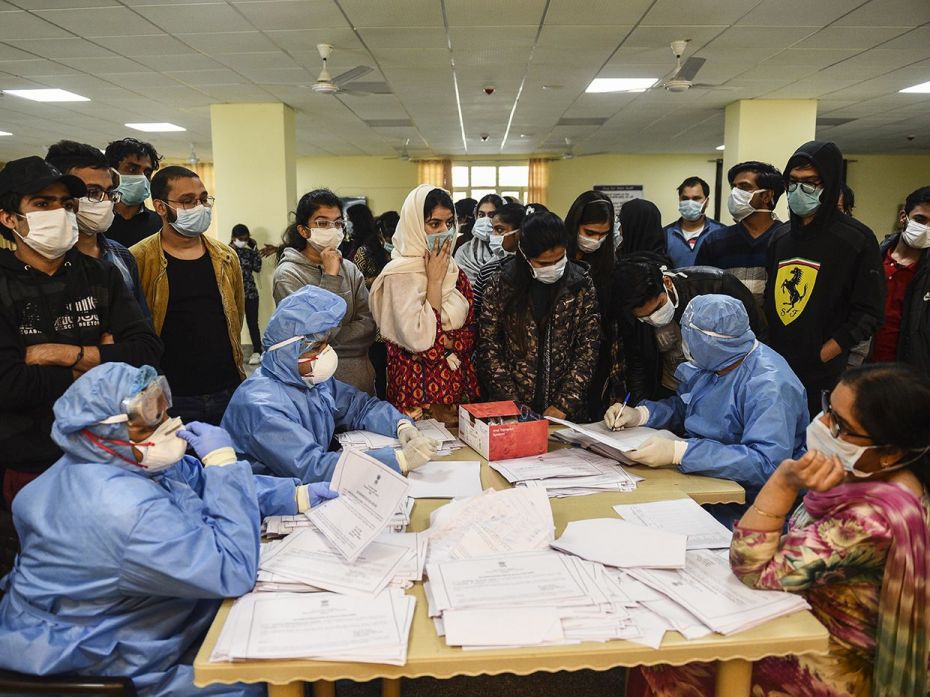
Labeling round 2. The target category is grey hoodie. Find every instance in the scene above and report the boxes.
[272,247,376,393]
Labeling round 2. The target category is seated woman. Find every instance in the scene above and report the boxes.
[223,285,437,481]
[605,294,807,505]
[369,185,479,425]
[0,362,334,696]
[478,209,600,421]
[632,362,930,697]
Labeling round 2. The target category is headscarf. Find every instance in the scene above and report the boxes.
[369,184,470,352]
[261,285,346,389]
[804,480,930,697]
[618,198,667,257]
[50,362,162,475]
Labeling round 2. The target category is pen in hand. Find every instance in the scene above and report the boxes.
[610,391,632,431]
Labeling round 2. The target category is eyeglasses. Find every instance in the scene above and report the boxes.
[166,196,215,209]
[84,189,122,204]
[787,181,822,195]
[820,390,873,440]
[309,218,346,230]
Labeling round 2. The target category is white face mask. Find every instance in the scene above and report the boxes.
[169,204,212,237]
[301,345,339,386]
[576,232,606,253]
[639,283,679,327]
[14,208,79,259]
[472,216,493,241]
[76,198,115,235]
[132,416,188,472]
[528,254,567,284]
[902,217,930,249]
[233,239,248,249]
[307,226,344,251]
[727,187,763,223]
[488,229,518,258]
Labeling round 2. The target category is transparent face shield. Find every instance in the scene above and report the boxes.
[99,375,172,429]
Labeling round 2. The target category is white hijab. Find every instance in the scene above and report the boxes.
[369,184,470,353]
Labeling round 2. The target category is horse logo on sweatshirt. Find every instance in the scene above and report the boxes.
[775,258,820,325]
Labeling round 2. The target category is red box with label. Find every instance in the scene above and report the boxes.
[457,401,549,461]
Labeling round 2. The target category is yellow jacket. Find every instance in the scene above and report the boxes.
[131,231,246,379]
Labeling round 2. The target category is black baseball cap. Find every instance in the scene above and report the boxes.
[0,156,87,199]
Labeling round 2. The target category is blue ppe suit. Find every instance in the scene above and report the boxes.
[640,294,808,497]
[0,363,301,696]
[222,285,406,482]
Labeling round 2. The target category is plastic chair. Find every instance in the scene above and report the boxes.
[0,669,137,695]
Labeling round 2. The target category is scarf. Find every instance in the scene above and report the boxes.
[369,184,470,353]
[804,480,930,697]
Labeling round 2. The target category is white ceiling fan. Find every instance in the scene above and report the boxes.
[310,44,391,96]
[654,40,727,93]
[384,138,412,161]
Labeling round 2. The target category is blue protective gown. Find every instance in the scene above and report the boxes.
[0,363,301,696]
[222,285,406,482]
[640,294,809,497]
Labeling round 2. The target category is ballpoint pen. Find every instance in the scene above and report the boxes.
[612,391,632,431]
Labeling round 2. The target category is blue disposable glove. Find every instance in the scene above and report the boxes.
[178,421,234,461]
[309,483,339,508]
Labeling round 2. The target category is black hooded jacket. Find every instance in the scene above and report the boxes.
[617,199,668,259]
[0,248,162,473]
[763,140,884,388]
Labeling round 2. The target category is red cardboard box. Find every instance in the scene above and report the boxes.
[457,401,549,461]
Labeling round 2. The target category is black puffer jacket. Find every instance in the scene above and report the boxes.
[616,266,765,403]
[880,233,930,377]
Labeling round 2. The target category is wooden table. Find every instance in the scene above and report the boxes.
[194,438,826,697]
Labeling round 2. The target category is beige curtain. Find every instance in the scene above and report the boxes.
[417,159,453,190]
[161,160,219,238]
[528,158,549,206]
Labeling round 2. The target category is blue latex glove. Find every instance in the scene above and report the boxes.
[309,483,339,508]
[178,421,233,460]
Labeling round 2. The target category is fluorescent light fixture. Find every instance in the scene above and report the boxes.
[125,122,186,132]
[716,144,725,151]
[585,78,657,93]
[4,88,89,102]
[0,131,11,136]
[900,80,930,93]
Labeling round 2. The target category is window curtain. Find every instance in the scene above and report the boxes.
[527,158,549,206]
[417,159,453,191]
[162,160,219,238]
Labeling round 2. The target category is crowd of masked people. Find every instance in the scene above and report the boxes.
[0,135,928,697]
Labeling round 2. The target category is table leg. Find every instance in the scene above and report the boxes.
[382,677,401,697]
[312,680,336,697]
[268,683,305,697]
[715,658,752,697]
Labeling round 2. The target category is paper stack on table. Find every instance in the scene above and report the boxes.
[210,588,415,665]
[613,498,733,550]
[490,448,642,497]
[407,460,483,499]
[551,518,687,569]
[308,449,410,562]
[547,417,683,465]
[336,419,465,457]
[424,486,555,564]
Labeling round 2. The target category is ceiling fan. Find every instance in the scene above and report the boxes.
[384,138,412,161]
[655,40,723,93]
[310,44,391,96]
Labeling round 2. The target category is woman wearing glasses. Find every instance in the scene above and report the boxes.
[633,362,930,697]
[273,189,377,394]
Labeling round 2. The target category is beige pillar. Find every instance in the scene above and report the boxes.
[723,99,817,221]
[210,102,296,340]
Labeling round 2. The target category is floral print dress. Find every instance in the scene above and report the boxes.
[636,490,930,697]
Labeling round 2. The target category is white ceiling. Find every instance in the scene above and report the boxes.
[0,0,928,161]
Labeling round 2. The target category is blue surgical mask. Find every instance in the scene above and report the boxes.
[425,229,454,251]
[489,229,518,258]
[678,199,705,222]
[168,203,212,237]
[472,216,493,241]
[787,185,823,217]
[118,174,150,206]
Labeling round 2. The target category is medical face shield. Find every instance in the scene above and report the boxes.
[268,333,328,364]
[99,375,172,428]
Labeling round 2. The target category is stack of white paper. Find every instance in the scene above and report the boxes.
[262,514,314,538]
[491,448,642,497]
[308,449,410,562]
[335,419,464,457]
[613,499,733,550]
[211,589,415,665]
[547,417,683,465]
[407,460,483,499]
[628,550,809,635]
[425,487,555,564]
[551,518,687,569]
